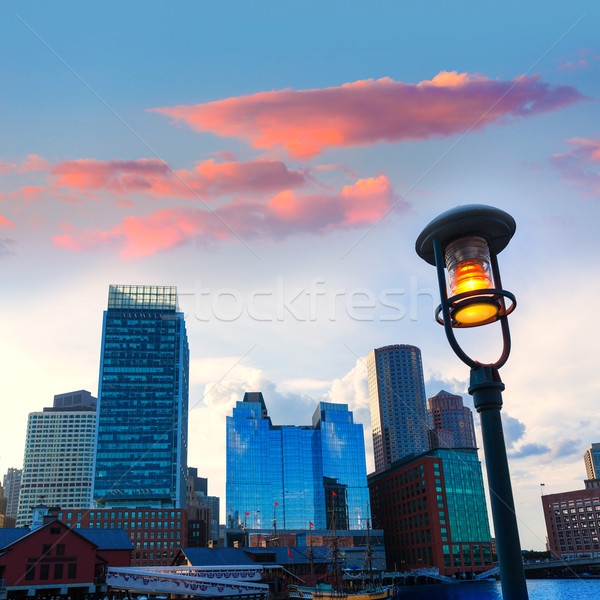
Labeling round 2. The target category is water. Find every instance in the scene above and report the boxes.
[393,579,600,599]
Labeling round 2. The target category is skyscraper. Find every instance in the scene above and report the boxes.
[16,390,97,527]
[93,285,189,509]
[2,468,21,520]
[584,443,600,480]
[367,344,428,472]
[427,390,477,448]
[226,393,370,531]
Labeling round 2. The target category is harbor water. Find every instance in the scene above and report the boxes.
[393,579,600,599]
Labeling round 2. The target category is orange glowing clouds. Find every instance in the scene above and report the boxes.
[52,175,400,258]
[0,215,14,229]
[48,157,305,200]
[150,72,582,159]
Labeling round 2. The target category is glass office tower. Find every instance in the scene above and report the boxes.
[93,285,189,508]
[367,344,428,472]
[226,393,370,530]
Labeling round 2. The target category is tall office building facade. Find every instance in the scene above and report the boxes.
[2,468,22,520]
[226,393,370,531]
[16,390,97,527]
[367,345,428,472]
[584,443,600,480]
[427,390,477,448]
[93,285,189,509]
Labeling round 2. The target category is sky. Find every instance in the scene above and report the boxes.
[1,1,599,551]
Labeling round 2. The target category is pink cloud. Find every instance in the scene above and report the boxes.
[551,137,600,196]
[0,215,14,229]
[49,157,305,199]
[53,175,402,258]
[18,154,52,173]
[557,48,600,71]
[149,72,583,159]
[0,160,16,174]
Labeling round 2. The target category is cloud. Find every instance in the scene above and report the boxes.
[0,215,15,229]
[17,154,52,173]
[0,160,16,173]
[551,137,600,196]
[510,443,550,459]
[0,238,15,257]
[502,413,527,450]
[550,438,582,459]
[52,175,401,258]
[150,72,583,159]
[49,157,305,200]
[557,48,600,71]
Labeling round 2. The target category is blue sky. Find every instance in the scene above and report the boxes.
[1,1,599,550]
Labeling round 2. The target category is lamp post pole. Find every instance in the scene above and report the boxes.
[416,205,528,600]
[470,365,528,600]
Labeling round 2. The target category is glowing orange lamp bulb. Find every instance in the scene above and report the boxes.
[445,236,499,325]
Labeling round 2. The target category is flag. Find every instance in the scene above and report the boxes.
[540,483,545,486]
[332,491,337,497]
[309,521,314,528]
[274,502,280,506]
[288,547,293,562]
[245,512,249,516]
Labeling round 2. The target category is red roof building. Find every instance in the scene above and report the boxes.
[0,517,132,597]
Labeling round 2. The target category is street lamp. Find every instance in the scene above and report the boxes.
[415,204,528,600]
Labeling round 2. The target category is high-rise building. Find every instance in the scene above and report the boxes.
[367,345,428,472]
[368,448,493,576]
[16,390,97,527]
[226,393,370,531]
[427,390,477,449]
[584,443,600,480]
[2,468,22,520]
[93,285,189,509]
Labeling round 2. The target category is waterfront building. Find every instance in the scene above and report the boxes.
[49,505,187,567]
[427,390,477,449]
[226,393,370,531]
[368,448,493,576]
[16,390,97,527]
[187,468,220,546]
[366,345,428,472]
[93,284,189,509]
[0,517,131,596]
[584,443,600,480]
[542,481,600,558]
[2,468,21,520]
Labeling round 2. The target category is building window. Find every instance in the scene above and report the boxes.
[54,564,64,578]
[40,564,50,580]
[25,565,35,581]
[42,544,51,555]
[57,544,65,555]
[68,563,77,578]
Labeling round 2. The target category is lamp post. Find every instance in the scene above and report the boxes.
[415,204,528,600]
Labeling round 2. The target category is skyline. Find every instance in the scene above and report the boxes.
[1,1,600,551]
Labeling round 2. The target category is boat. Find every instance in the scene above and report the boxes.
[287,514,395,600]
[288,583,395,600]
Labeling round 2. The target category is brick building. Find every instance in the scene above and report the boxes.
[0,518,131,598]
[368,448,493,577]
[49,506,187,567]
[542,483,600,558]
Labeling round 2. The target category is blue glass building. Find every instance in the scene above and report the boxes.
[226,393,370,530]
[93,285,189,508]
